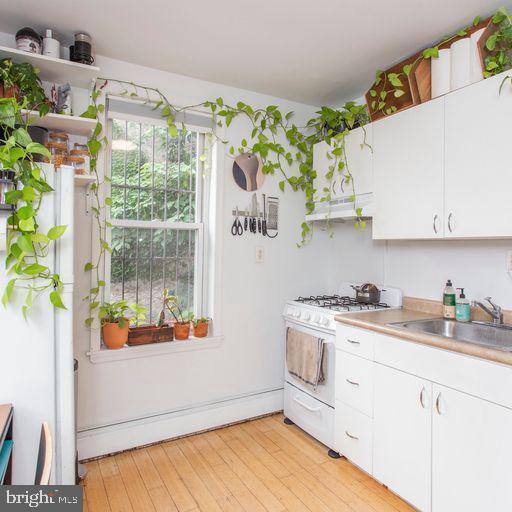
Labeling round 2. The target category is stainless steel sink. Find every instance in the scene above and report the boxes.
[389,318,512,352]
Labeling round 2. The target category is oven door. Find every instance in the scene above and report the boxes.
[284,319,335,408]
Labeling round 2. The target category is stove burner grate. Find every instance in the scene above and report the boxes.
[296,294,390,310]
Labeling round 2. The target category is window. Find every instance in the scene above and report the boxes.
[106,113,207,325]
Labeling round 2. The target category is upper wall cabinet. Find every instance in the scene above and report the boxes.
[313,125,373,203]
[373,98,445,240]
[444,72,512,238]
[372,70,512,240]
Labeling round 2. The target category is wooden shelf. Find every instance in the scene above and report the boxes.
[74,174,96,188]
[0,45,99,88]
[21,110,96,136]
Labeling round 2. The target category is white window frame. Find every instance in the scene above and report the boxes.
[104,110,207,321]
[88,97,225,362]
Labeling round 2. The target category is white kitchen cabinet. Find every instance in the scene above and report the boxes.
[432,384,512,512]
[312,125,372,202]
[444,72,512,238]
[373,364,432,512]
[373,98,445,240]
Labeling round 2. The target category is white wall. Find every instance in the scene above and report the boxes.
[326,222,512,309]
[73,55,333,451]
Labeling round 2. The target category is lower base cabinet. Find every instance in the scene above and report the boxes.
[432,384,512,512]
[373,364,432,512]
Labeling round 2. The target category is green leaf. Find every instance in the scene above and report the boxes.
[22,186,38,201]
[84,262,93,271]
[48,225,67,240]
[105,197,112,206]
[403,64,412,76]
[456,29,467,37]
[394,89,405,98]
[50,290,66,310]
[2,278,16,306]
[486,34,498,51]
[369,89,377,97]
[473,15,481,26]
[5,190,22,205]
[17,204,34,220]
[88,139,102,156]
[168,123,178,138]
[17,235,34,254]
[19,218,35,232]
[85,317,94,327]
[30,233,49,244]
[23,263,48,275]
[279,181,285,192]
[13,127,32,147]
[26,142,51,158]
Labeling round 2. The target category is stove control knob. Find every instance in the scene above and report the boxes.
[319,316,329,326]
[313,315,320,323]
[286,307,294,316]
[303,312,311,321]
[295,311,302,319]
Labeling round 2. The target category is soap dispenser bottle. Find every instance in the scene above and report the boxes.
[443,280,456,319]
[456,288,471,322]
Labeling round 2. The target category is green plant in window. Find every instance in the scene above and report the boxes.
[99,299,146,328]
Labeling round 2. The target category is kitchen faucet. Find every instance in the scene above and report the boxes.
[472,297,504,325]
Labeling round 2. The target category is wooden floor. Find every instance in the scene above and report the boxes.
[83,413,414,512]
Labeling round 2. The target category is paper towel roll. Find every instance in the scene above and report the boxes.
[451,37,471,90]
[470,28,485,83]
[431,49,451,98]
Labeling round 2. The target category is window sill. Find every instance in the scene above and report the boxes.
[87,335,224,364]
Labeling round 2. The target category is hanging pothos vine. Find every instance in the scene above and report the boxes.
[0,60,68,316]
[79,79,369,326]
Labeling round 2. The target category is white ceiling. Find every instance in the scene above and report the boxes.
[0,0,503,106]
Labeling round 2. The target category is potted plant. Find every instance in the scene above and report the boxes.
[192,317,210,338]
[0,59,48,114]
[99,300,146,349]
[162,289,191,340]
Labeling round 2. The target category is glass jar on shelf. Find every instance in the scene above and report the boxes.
[70,145,90,174]
[64,155,86,175]
[0,170,15,211]
[44,141,68,167]
[48,131,69,151]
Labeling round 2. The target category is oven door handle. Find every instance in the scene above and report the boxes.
[293,396,323,413]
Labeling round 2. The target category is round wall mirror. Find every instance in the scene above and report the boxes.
[232,153,265,191]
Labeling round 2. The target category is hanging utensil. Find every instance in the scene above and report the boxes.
[231,209,243,236]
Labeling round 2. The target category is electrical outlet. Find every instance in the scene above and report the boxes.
[255,246,264,263]
[507,250,512,273]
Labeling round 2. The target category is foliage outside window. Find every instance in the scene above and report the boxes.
[106,113,206,326]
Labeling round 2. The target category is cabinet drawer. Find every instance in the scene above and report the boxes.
[335,400,373,475]
[336,324,375,360]
[284,383,335,450]
[336,352,374,417]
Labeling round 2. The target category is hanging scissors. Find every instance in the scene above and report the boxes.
[231,209,243,236]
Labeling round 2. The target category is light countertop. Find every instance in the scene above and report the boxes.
[334,307,512,367]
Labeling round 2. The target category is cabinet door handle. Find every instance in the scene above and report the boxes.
[448,213,454,233]
[435,392,442,415]
[345,430,359,440]
[346,378,360,386]
[433,214,439,234]
[419,386,426,408]
[347,339,360,345]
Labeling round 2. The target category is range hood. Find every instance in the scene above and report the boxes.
[305,192,373,222]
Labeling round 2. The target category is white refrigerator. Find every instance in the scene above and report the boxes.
[0,164,75,484]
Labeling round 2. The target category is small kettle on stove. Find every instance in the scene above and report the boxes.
[351,283,382,304]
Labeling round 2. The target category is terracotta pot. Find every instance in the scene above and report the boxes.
[174,322,190,340]
[102,320,129,349]
[0,83,21,100]
[193,322,209,338]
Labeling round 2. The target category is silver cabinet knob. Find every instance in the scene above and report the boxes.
[448,213,454,233]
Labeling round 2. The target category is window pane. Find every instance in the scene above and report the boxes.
[108,227,196,325]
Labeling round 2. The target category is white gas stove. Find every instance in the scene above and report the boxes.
[283,282,403,333]
[282,282,402,455]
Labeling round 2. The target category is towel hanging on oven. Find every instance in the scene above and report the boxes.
[286,327,325,390]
